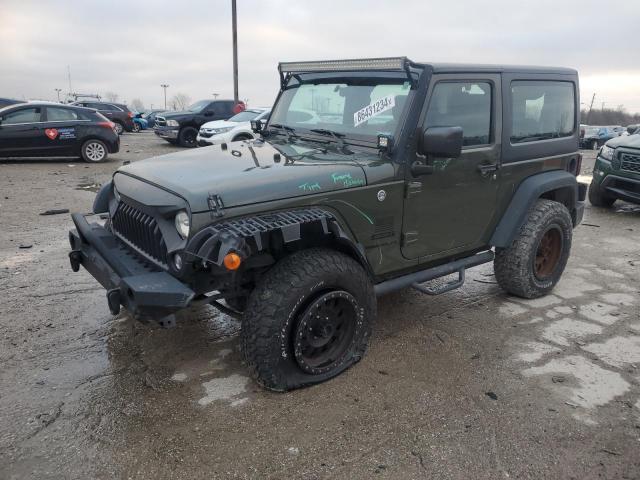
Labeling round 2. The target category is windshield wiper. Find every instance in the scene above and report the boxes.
[269,123,297,140]
[309,128,350,153]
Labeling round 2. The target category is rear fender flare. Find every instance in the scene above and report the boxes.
[490,170,578,248]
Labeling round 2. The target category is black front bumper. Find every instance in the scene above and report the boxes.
[601,175,640,204]
[68,213,195,317]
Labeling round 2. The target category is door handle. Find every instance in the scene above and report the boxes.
[477,163,498,175]
[410,161,434,177]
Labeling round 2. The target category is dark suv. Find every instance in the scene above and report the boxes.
[71,101,134,135]
[69,58,585,391]
[589,130,640,207]
[154,99,244,147]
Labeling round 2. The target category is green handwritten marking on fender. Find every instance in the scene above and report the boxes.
[330,172,365,188]
[325,199,374,225]
[298,182,321,192]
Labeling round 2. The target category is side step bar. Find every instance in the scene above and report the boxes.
[374,251,494,297]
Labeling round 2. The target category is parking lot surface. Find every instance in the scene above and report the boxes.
[1,132,639,479]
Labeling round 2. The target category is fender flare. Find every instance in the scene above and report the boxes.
[490,170,578,248]
[93,180,113,214]
[183,207,371,275]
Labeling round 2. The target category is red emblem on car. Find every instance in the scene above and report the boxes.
[45,128,59,140]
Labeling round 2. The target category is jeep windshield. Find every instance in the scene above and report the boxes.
[268,72,412,144]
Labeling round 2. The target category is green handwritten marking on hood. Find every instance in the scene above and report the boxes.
[115,140,373,212]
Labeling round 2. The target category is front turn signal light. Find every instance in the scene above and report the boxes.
[223,252,242,271]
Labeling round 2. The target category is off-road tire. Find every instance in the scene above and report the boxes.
[588,180,616,207]
[80,139,108,163]
[494,199,572,299]
[241,248,375,391]
[178,126,198,148]
[113,121,124,135]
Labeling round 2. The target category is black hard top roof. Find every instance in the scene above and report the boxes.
[425,63,577,75]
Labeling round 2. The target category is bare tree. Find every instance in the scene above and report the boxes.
[170,93,191,111]
[130,98,145,112]
[104,91,119,102]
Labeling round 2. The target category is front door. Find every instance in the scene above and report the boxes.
[0,106,45,157]
[401,74,502,261]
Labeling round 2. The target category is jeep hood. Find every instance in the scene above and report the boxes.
[606,134,640,149]
[114,141,386,212]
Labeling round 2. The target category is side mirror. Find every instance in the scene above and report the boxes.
[418,126,463,158]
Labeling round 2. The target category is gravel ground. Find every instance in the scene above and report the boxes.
[1,132,639,479]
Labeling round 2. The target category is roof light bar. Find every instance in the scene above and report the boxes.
[279,57,410,73]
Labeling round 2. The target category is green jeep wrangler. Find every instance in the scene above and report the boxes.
[589,130,640,207]
[69,58,586,391]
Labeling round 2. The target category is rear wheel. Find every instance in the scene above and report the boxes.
[591,139,599,151]
[178,127,198,148]
[588,180,616,207]
[494,199,572,299]
[241,249,375,391]
[113,122,124,135]
[80,139,108,163]
[132,122,141,133]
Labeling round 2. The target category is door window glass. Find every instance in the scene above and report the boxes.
[1,107,41,124]
[47,107,78,121]
[425,82,492,146]
[510,81,575,143]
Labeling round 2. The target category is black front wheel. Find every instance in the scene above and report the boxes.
[178,127,198,148]
[241,249,375,391]
[588,180,616,207]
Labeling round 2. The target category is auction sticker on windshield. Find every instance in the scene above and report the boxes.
[353,95,395,127]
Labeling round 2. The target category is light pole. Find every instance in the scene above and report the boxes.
[54,88,62,102]
[231,0,239,103]
[212,93,219,99]
[160,84,169,109]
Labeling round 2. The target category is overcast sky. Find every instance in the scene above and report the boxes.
[2,0,639,113]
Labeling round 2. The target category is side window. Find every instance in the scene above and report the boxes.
[47,107,78,121]
[1,107,41,124]
[425,82,492,146]
[510,81,575,144]
[86,103,102,110]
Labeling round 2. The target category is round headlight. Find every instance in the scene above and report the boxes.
[175,211,190,239]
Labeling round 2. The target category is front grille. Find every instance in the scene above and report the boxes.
[199,130,214,138]
[111,202,168,266]
[155,116,167,127]
[620,152,640,174]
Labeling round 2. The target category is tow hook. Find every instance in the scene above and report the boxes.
[106,289,121,315]
[69,251,82,272]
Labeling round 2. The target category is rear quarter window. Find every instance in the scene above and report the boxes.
[510,81,575,144]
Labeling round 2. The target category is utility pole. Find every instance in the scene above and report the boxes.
[54,88,62,102]
[160,84,169,109]
[212,93,219,99]
[231,0,239,103]
[67,66,73,96]
[586,93,596,124]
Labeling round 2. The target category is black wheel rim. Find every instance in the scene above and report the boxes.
[534,225,563,280]
[294,290,359,375]
[184,130,196,146]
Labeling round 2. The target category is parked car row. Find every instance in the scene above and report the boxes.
[154,99,247,147]
[579,123,636,150]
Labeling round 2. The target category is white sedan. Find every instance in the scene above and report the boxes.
[197,108,270,146]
